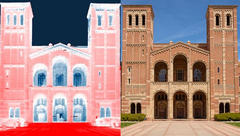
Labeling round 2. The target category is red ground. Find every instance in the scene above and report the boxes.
[0,123,120,136]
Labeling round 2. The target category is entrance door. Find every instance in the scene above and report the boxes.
[194,108,201,118]
[177,108,184,118]
[159,108,165,119]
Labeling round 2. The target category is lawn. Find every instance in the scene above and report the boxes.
[227,123,240,128]
[121,123,136,128]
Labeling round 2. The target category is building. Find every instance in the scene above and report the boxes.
[121,5,239,120]
[0,2,121,124]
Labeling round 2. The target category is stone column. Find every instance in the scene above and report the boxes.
[168,86,173,120]
[188,97,193,120]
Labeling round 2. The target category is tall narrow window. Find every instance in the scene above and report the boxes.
[142,49,144,55]
[73,73,82,87]
[100,107,105,118]
[97,15,102,26]
[109,15,113,26]
[128,15,132,26]
[106,107,111,117]
[135,15,139,26]
[99,70,101,77]
[6,14,10,25]
[128,78,131,84]
[227,14,231,26]
[219,103,224,113]
[218,67,220,73]
[56,74,64,86]
[216,14,220,26]
[218,79,220,85]
[131,103,135,114]
[9,107,14,118]
[38,73,46,87]
[20,14,24,25]
[15,107,20,118]
[128,67,131,73]
[142,15,145,26]
[13,14,17,26]
[176,70,184,81]
[225,103,230,113]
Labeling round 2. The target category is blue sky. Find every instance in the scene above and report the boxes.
[121,0,240,59]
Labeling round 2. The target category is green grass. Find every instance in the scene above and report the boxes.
[227,123,240,128]
[121,123,136,128]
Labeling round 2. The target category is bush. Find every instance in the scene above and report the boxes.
[214,113,240,121]
[121,114,146,121]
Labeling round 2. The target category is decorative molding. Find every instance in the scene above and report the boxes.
[126,44,146,47]
[4,46,26,49]
[4,65,25,68]
[126,61,146,64]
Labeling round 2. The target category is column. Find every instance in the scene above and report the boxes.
[188,97,193,120]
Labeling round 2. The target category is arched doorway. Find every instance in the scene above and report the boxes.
[52,94,67,122]
[193,91,206,119]
[73,94,87,122]
[225,103,230,113]
[154,92,168,119]
[173,91,187,119]
[173,55,187,82]
[33,94,47,122]
[137,103,141,113]
[219,103,224,113]
[131,103,135,114]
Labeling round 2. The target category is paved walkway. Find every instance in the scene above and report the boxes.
[121,121,240,136]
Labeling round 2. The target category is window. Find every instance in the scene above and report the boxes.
[99,83,101,89]
[131,103,135,114]
[20,14,24,25]
[73,73,82,87]
[6,14,10,25]
[219,103,224,113]
[15,107,20,118]
[128,15,132,26]
[159,69,167,82]
[128,78,131,84]
[106,107,111,117]
[137,103,141,113]
[99,70,101,77]
[53,61,67,87]
[142,49,144,55]
[193,69,202,82]
[176,70,184,81]
[142,15,145,26]
[56,74,64,86]
[135,15,139,26]
[100,107,105,118]
[128,67,131,73]
[216,14,220,26]
[227,14,231,26]
[9,107,14,118]
[73,67,87,87]
[97,15,102,26]
[38,73,46,86]
[225,103,230,113]
[218,79,220,85]
[218,67,220,73]
[109,15,113,26]
[13,14,17,26]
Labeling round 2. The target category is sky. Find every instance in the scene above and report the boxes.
[121,0,240,59]
[0,0,120,46]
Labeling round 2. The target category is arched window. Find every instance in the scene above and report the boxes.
[226,14,231,26]
[73,66,87,87]
[9,107,14,118]
[128,78,131,84]
[216,14,220,26]
[97,15,102,26]
[15,107,20,118]
[159,69,167,82]
[131,103,135,114]
[135,15,139,26]
[109,15,113,26]
[225,103,230,113]
[217,67,220,73]
[53,61,67,86]
[218,79,220,85]
[34,69,47,87]
[142,15,145,26]
[154,62,168,82]
[13,14,17,26]
[99,71,101,77]
[193,69,202,81]
[193,62,206,82]
[137,103,141,113]
[128,67,131,73]
[6,14,10,25]
[174,55,187,82]
[100,107,105,118]
[219,103,224,113]
[106,107,111,117]
[20,14,24,25]
[128,15,132,26]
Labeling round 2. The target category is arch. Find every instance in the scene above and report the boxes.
[193,91,206,119]
[193,62,206,82]
[6,14,10,25]
[127,66,132,73]
[215,14,220,26]
[100,107,105,118]
[225,103,230,113]
[15,107,20,118]
[73,64,87,87]
[226,14,231,26]
[33,69,47,87]
[142,14,145,26]
[106,107,111,117]
[135,14,139,26]
[137,103,141,114]
[219,102,224,113]
[173,54,188,82]
[53,57,67,86]
[128,14,132,26]
[9,107,14,118]
[52,93,68,122]
[20,14,24,25]
[154,92,168,119]
[154,62,168,82]
[73,94,87,122]
[33,94,47,122]
[13,14,17,25]
[173,91,187,119]
[130,103,135,114]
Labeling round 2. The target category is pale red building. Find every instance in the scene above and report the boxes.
[121,5,239,120]
[0,2,120,124]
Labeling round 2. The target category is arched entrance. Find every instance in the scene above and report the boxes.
[173,91,187,119]
[52,94,67,122]
[33,94,47,122]
[173,55,187,82]
[219,103,224,113]
[154,92,168,119]
[73,94,87,122]
[130,103,135,114]
[193,91,206,119]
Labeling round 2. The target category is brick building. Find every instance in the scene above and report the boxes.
[121,5,239,120]
[0,2,121,124]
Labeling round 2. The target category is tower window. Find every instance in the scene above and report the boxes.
[109,15,113,26]
[13,14,17,26]
[128,67,131,73]
[218,79,220,85]
[97,15,102,26]
[142,49,144,55]
[216,14,220,26]
[128,15,132,26]
[142,15,145,26]
[217,67,220,73]
[20,14,24,25]
[135,15,139,26]
[128,78,131,84]
[227,14,231,26]
[6,14,10,25]
[99,70,101,77]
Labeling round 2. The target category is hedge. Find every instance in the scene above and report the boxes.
[214,113,240,121]
[121,114,146,121]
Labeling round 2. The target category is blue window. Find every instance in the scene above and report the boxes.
[53,62,67,86]
[106,107,111,117]
[100,107,105,118]
[73,98,87,122]
[34,70,47,87]
[9,107,14,118]
[99,71,101,77]
[38,73,46,86]
[20,14,24,25]
[15,107,20,118]
[97,15,102,26]
[13,15,17,25]
[109,15,113,26]
[33,98,47,122]
[73,67,86,87]
[73,73,81,87]
[6,14,10,25]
